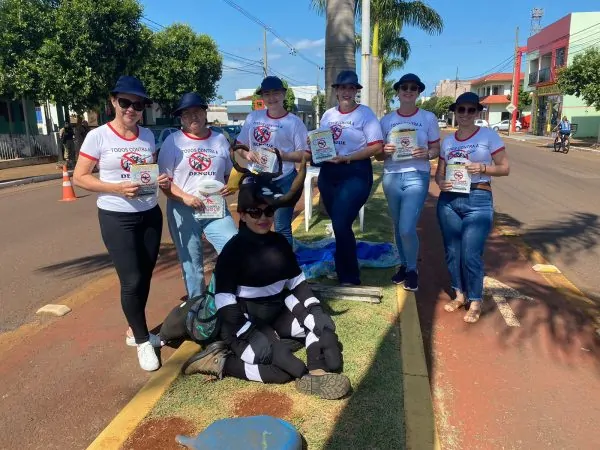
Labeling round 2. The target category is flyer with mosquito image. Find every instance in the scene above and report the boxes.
[308,129,337,164]
[130,163,159,196]
[388,125,417,162]
[445,164,471,193]
[248,146,278,174]
[194,180,225,219]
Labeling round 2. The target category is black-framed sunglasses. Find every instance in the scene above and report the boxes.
[399,84,419,92]
[456,106,478,114]
[117,97,145,112]
[244,206,276,219]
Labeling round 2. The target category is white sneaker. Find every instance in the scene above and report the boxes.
[137,341,160,372]
[126,333,163,348]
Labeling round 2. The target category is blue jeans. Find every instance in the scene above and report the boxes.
[273,169,297,245]
[437,190,493,302]
[318,159,373,285]
[167,199,238,299]
[383,170,430,272]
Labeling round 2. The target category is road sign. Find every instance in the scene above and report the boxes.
[505,103,516,114]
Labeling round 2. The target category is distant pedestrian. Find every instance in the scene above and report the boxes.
[59,121,75,168]
[435,92,510,323]
[158,92,238,300]
[378,73,440,291]
[236,76,309,245]
[316,70,383,286]
[73,75,171,371]
[74,118,89,163]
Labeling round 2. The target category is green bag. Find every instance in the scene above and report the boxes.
[185,274,221,344]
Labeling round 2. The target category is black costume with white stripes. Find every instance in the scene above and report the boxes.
[215,224,342,383]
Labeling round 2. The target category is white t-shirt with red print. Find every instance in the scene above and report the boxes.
[158,129,232,195]
[237,109,309,180]
[318,104,383,157]
[79,123,157,212]
[440,127,505,184]
[380,108,440,174]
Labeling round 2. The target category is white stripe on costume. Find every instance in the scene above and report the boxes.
[290,318,306,338]
[215,292,237,309]
[286,273,306,290]
[304,314,316,332]
[236,321,252,337]
[284,294,300,310]
[244,363,263,382]
[237,279,287,298]
[305,332,319,348]
[240,345,256,364]
[304,297,320,308]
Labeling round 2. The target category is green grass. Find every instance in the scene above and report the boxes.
[141,166,406,449]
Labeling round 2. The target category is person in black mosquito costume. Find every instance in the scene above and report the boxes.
[172,145,351,400]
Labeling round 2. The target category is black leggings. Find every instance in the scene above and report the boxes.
[98,205,163,343]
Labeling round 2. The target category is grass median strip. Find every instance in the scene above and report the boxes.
[124,169,406,450]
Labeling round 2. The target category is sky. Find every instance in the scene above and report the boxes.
[140,0,600,102]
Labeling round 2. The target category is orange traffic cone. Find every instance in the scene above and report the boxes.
[59,164,77,202]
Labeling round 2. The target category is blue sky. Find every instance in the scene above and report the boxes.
[141,0,600,101]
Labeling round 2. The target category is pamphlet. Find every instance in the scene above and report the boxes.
[308,129,337,164]
[445,164,471,193]
[193,180,225,220]
[248,146,278,174]
[388,126,417,162]
[130,163,158,196]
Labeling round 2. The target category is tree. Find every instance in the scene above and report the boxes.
[518,87,532,112]
[382,79,396,113]
[311,0,356,108]
[36,0,149,113]
[433,96,453,118]
[142,24,222,117]
[557,48,600,111]
[251,79,296,112]
[420,96,438,114]
[312,91,326,120]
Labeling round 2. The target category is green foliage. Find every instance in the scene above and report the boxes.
[383,79,396,113]
[141,24,222,117]
[518,87,532,112]
[37,0,149,112]
[251,79,296,112]
[434,96,454,117]
[557,48,600,111]
[312,91,326,120]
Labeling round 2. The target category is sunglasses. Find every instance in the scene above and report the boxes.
[456,106,478,114]
[117,97,145,112]
[244,206,276,219]
[399,84,419,92]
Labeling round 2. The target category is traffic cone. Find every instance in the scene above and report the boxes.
[59,164,77,202]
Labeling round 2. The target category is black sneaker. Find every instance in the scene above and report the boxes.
[295,370,351,400]
[391,266,407,285]
[403,271,419,291]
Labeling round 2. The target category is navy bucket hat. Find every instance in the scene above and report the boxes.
[257,76,286,95]
[393,73,425,93]
[449,92,484,112]
[173,92,209,116]
[110,76,151,103]
[332,70,363,89]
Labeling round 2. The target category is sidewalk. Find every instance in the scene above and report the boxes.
[417,181,600,449]
[0,162,67,187]
[504,132,600,153]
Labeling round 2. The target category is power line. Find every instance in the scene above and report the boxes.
[220,0,323,69]
[462,55,515,80]
[222,64,264,76]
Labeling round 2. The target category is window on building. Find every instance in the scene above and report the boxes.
[492,84,503,95]
[485,86,492,96]
[555,47,566,67]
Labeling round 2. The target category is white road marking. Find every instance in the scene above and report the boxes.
[484,277,534,327]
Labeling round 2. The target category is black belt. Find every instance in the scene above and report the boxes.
[470,182,491,192]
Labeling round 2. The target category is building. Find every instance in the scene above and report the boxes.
[470,73,524,125]
[226,85,318,129]
[434,79,471,99]
[525,12,600,137]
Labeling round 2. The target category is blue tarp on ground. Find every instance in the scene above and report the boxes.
[294,238,400,280]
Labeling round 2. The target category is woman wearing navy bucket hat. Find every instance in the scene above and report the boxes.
[158,92,238,301]
[73,75,171,371]
[317,70,383,286]
[236,76,309,245]
[435,92,510,323]
[378,73,440,291]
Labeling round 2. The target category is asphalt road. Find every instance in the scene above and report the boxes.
[491,138,600,299]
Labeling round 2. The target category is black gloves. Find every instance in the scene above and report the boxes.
[308,305,336,337]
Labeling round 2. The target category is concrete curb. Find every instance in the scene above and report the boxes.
[504,135,600,154]
[0,172,72,190]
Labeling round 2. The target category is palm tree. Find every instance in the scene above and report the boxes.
[311,0,443,114]
[382,55,404,113]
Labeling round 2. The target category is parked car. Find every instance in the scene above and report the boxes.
[437,119,448,129]
[474,119,489,128]
[222,125,242,142]
[150,126,179,153]
[490,119,522,132]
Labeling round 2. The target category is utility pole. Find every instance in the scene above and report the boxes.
[452,66,458,127]
[510,27,527,134]
[315,67,321,128]
[263,28,268,77]
[360,0,371,108]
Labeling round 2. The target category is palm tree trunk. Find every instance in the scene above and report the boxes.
[325,0,356,108]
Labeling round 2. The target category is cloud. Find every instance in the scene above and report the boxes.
[269,53,283,60]
[272,37,324,50]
